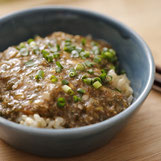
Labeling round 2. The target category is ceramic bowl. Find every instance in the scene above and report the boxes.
[0,7,155,157]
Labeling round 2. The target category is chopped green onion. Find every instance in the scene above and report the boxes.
[69,71,76,77]
[80,51,90,58]
[84,60,94,67]
[101,51,113,59]
[42,50,49,57]
[100,72,106,81]
[93,81,102,89]
[53,52,60,59]
[25,60,35,67]
[20,48,29,56]
[50,75,58,83]
[93,77,102,83]
[99,69,107,81]
[101,48,117,62]
[92,46,100,55]
[81,38,86,46]
[33,48,40,55]
[46,56,53,62]
[56,67,62,73]
[65,39,71,44]
[42,50,53,62]
[102,47,108,52]
[81,74,88,80]
[87,69,94,74]
[71,50,79,58]
[109,49,116,55]
[18,42,26,49]
[57,97,66,108]
[77,88,85,94]
[56,44,60,51]
[29,41,36,48]
[75,63,85,71]
[62,85,74,95]
[48,42,53,48]
[94,55,102,63]
[35,70,44,81]
[73,95,81,102]
[56,61,63,73]
[75,46,83,53]
[27,38,34,44]
[62,79,69,85]
[64,45,75,53]
[56,61,63,70]
[64,39,75,52]
[83,78,92,85]
[101,69,107,73]
[69,69,77,77]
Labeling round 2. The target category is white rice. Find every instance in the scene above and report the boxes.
[108,69,133,104]
[17,114,65,129]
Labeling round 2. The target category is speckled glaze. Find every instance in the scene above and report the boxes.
[0,7,155,157]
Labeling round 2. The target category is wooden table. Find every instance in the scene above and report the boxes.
[0,0,161,160]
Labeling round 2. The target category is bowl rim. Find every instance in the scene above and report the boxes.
[0,6,155,135]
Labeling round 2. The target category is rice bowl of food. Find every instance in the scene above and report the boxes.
[0,7,154,157]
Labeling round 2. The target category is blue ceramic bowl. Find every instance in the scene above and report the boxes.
[0,7,155,157]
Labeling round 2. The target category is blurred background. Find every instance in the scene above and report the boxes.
[0,0,160,66]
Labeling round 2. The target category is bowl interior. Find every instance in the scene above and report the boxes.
[0,7,153,103]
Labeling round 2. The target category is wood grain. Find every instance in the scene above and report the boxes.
[0,0,161,160]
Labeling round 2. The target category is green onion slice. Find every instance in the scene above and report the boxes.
[71,50,79,58]
[17,42,26,49]
[53,52,60,59]
[99,69,107,81]
[35,70,45,81]
[92,46,100,55]
[73,95,81,102]
[20,48,29,56]
[69,68,77,77]
[75,63,85,71]
[25,60,35,67]
[84,60,94,67]
[93,77,102,83]
[80,51,90,59]
[56,44,60,51]
[93,81,102,89]
[42,50,53,62]
[81,38,86,46]
[57,97,66,108]
[27,38,34,44]
[50,75,58,83]
[94,55,102,63]
[56,61,63,69]
[77,88,85,94]
[62,85,74,95]
[101,48,117,62]
[62,79,69,85]
[56,61,63,73]
[83,78,92,85]
[87,69,94,74]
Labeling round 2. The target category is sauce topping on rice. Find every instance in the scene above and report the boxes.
[0,32,133,128]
